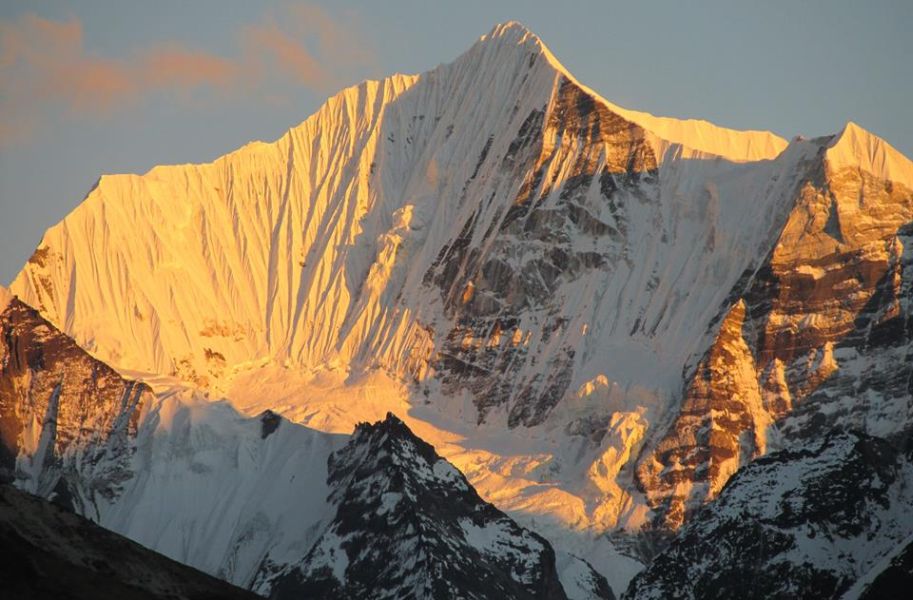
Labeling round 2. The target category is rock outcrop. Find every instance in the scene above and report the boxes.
[260,413,597,600]
[0,295,150,513]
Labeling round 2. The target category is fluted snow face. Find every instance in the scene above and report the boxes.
[9,24,799,424]
[10,25,565,383]
[11,72,418,382]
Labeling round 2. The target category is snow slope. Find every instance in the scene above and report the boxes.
[100,391,345,587]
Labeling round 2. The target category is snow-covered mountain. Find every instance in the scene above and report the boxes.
[258,413,609,600]
[625,431,913,599]
[638,124,913,528]
[3,19,913,600]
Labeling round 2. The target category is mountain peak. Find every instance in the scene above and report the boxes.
[351,412,415,447]
[484,20,540,42]
[268,408,575,600]
[469,22,787,163]
[827,120,913,189]
[467,21,569,77]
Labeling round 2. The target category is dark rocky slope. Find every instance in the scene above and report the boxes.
[0,483,259,600]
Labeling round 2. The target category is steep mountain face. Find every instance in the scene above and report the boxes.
[0,483,260,600]
[625,431,913,599]
[259,413,603,600]
[637,126,913,528]
[0,293,151,511]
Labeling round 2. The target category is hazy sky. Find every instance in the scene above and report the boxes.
[1,0,910,284]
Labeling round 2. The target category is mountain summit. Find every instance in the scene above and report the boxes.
[476,22,788,162]
[827,120,913,189]
[9,19,805,402]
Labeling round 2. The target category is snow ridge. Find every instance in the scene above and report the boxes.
[485,22,788,163]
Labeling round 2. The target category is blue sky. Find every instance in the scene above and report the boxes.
[1,0,910,284]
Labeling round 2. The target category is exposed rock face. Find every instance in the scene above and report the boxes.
[428,77,660,426]
[0,483,260,600]
[636,299,770,528]
[639,132,913,528]
[0,297,150,512]
[260,413,584,600]
[625,432,913,600]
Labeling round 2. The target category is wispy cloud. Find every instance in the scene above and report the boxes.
[0,6,376,144]
[238,4,377,96]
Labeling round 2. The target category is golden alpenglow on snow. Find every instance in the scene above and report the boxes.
[1,5,911,600]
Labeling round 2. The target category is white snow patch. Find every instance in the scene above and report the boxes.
[377,492,402,516]
[0,285,12,313]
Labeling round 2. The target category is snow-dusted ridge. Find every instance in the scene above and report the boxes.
[484,22,788,163]
[626,432,913,599]
[259,412,604,599]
